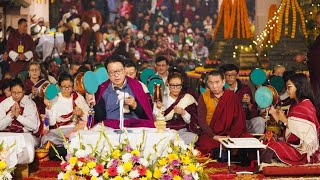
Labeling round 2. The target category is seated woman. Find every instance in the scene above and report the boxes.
[0,78,40,133]
[153,72,198,144]
[262,73,320,165]
[0,79,12,103]
[41,72,90,147]
[24,61,49,114]
[0,78,41,164]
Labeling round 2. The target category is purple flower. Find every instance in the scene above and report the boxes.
[112,159,119,166]
[182,175,193,180]
[161,174,173,180]
[171,159,180,167]
[125,145,132,152]
[131,156,140,164]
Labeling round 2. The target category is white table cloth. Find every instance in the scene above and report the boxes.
[69,127,177,162]
[0,133,39,168]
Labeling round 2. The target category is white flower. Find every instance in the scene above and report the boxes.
[156,152,161,157]
[139,158,149,167]
[57,172,64,180]
[66,165,72,171]
[161,166,167,173]
[78,161,84,167]
[174,140,179,146]
[3,171,12,179]
[122,153,132,162]
[97,177,103,180]
[0,150,9,160]
[90,169,99,177]
[167,147,173,153]
[184,169,191,175]
[117,166,125,175]
[192,172,199,180]
[107,160,113,168]
[124,177,130,180]
[75,150,89,158]
[129,170,139,179]
[192,149,199,156]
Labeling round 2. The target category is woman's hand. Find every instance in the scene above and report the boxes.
[31,87,38,99]
[73,107,84,117]
[277,109,288,124]
[174,106,186,116]
[156,100,163,109]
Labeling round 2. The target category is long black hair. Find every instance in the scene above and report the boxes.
[288,73,315,104]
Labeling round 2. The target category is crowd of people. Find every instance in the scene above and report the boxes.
[0,0,320,168]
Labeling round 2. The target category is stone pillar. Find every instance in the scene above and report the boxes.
[255,0,281,37]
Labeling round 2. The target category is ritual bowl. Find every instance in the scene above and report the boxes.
[154,120,166,133]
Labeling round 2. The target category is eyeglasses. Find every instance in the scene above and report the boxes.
[29,68,40,72]
[225,74,237,78]
[168,84,182,89]
[108,69,124,76]
[11,91,24,95]
[60,85,73,90]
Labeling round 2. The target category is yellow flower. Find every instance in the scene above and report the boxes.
[181,156,191,165]
[158,158,168,166]
[154,168,162,179]
[103,171,109,178]
[168,153,178,162]
[69,157,78,165]
[173,176,182,180]
[131,150,140,157]
[187,164,196,173]
[87,161,97,169]
[114,176,124,180]
[141,178,147,180]
[112,150,121,159]
[82,166,90,175]
[197,166,204,173]
[123,162,133,172]
[63,172,70,180]
[146,170,152,178]
[90,176,97,180]
[0,161,7,170]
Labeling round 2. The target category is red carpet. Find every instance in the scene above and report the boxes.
[23,161,320,179]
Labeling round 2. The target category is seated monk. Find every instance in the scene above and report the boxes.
[261,74,320,165]
[196,70,249,155]
[153,72,198,144]
[0,78,40,134]
[92,55,154,128]
[41,72,90,147]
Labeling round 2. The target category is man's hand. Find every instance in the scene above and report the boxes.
[213,135,229,141]
[2,53,8,61]
[85,93,96,106]
[31,87,38,98]
[242,94,251,104]
[124,95,137,109]
[156,100,163,109]
[294,54,306,63]
[174,106,186,116]
[18,54,26,61]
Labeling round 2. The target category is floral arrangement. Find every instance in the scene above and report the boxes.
[56,129,153,180]
[55,128,212,180]
[0,141,16,180]
[151,135,213,180]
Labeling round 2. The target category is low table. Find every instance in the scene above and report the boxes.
[218,138,267,174]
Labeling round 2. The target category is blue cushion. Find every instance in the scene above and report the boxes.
[270,76,285,93]
[250,68,267,85]
[255,86,273,108]
[140,68,155,85]
[147,74,164,96]
[45,84,57,100]
[95,67,109,85]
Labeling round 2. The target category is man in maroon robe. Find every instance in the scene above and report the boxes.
[195,70,249,155]
[295,11,320,120]
[93,55,154,128]
[5,18,35,75]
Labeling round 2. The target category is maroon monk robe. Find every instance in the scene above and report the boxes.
[6,29,35,75]
[267,99,320,165]
[307,34,320,120]
[24,79,47,114]
[95,77,154,129]
[196,89,250,154]
[163,92,198,131]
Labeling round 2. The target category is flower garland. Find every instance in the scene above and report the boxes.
[291,0,297,38]
[213,0,251,39]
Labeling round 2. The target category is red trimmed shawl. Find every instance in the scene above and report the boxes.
[268,99,320,165]
[163,92,198,131]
